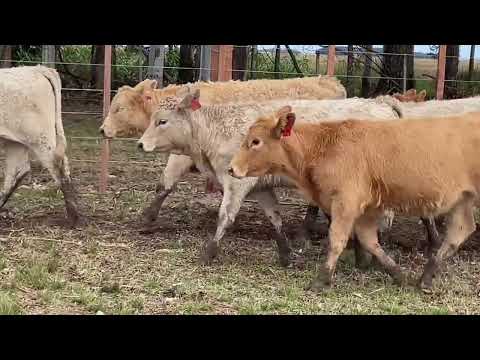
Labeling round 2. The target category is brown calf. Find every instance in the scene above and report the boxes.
[229,107,480,292]
[392,89,427,103]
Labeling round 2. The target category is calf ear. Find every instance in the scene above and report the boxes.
[134,79,157,93]
[142,90,154,105]
[417,89,427,101]
[273,112,296,138]
[177,89,201,111]
[275,105,292,118]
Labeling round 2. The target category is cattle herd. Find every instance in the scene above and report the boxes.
[2,64,480,296]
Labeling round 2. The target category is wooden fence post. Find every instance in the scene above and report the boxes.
[210,45,233,81]
[326,45,336,76]
[99,45,112,193]
[436,45,447,100]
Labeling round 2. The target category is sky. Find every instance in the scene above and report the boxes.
[262,45,479,59]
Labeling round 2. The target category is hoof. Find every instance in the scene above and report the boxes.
[140,212,158,226]
[200,242,219,265]
[279,252,292,268]
[392,272,408,287]
[67,213,86,228]
[305,271,332,293]
[417,276,433,293]
[305,278,331,293]
[355,252,373,270]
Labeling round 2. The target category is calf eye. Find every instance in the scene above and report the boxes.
[251,139,261,147]
[156,119,168,126]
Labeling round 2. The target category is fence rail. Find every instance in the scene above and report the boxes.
[2,44,478,194]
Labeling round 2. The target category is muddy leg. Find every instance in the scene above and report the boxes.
[200,177,255,265]
[306,200,358,292]
[419,216,442,258]
[419,196,476,291]
[354,211,406,286]
[295,205,319,252]
[141,154,194,225]
[0,141,31,208]
[252,190,292,267]
[31,145,82,227]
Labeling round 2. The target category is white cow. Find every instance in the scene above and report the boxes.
[0,65,81,225]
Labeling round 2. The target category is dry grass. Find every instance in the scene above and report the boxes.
[1,101,480,314]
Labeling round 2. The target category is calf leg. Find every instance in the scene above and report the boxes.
[200,178,254,265]
[30,147,81,226]
[295,204,319,251]
[250,190,292,267]
[306,199,358,292]
[354,212,406,286]
[0,142,30,208]
[141,154,194,225]
[324,212,372,270]
[419,216,442,258]
[419,196,476,291]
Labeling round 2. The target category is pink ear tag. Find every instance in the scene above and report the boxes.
[191,98,201,111]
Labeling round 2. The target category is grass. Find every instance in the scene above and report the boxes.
[0,292,24,315]
[2,101,480,315]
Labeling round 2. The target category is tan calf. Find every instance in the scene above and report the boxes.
[229,107,480,291]
[100,76,347,228]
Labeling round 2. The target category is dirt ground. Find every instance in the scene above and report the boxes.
[2,96,480,315]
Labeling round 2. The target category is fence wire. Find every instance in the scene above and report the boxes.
[1,45,479,195]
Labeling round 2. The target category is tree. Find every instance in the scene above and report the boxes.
[285,45,303,77]
[90,45,105,89]
[361,45,373,97]
[346,45,355,97]
[274,45,281,79]
[374,45,415,95]
[444,45,459,99]
[469,45,476,81]
[0,45,12,68]
[178,45,195,84]
[232,45,249,81]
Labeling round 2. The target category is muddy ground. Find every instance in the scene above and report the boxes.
[1,96,480,314]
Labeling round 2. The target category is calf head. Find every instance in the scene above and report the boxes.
[137,89,202,154]
[99,79,158,138]
[229,106,296,179]
[393,88,427,103]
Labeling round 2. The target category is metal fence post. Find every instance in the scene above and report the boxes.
[326,45,336,76]
[403,53,407,93]
[42,45,55,68]
[315,49,320,75]
[436,45,447,100]
[199,45,212,81]
[99,45,112,193]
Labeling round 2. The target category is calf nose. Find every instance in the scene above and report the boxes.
[227,167,234,177]
[138,142,144,151]
[99,128,105,136]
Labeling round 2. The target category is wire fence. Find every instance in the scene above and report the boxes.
[1,45,479,194]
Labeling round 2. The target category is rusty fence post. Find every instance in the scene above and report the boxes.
[99,45,112,193]
[326,45,336,76]
[436,45,447,100]
[218,45,233,81]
